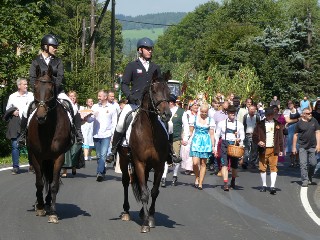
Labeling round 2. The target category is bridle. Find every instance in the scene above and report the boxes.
[141,81,169,115]
[33,78,57,112]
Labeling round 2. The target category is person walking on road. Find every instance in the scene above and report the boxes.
[292,108,320,187]
[4,78,34,174]
[87,90,117,182]
[214,105,244,191]
[190,103,215,190]
[161,94,184,187]
[253,107,284,195]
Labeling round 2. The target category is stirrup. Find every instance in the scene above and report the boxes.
[172,154,182,164]
[18,132,27,147]
[106,153,116,163]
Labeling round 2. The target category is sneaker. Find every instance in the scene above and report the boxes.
[184,170,190,175]
[302,181,308,187]
[96,173,104,182]
[260,186,267,192]
[269,187,277,195]
[11,168,19,175]
[161,178,166,188]
[172,176,178,186]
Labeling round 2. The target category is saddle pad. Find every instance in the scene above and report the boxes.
[27,108,73,127]
[121,113,169,147]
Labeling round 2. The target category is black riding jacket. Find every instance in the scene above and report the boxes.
[29,54,64,93]
[121,59,161,105]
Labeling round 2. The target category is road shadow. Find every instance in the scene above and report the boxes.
[56,203,91,219]
[26,203,91,220]
[109,210,183,229]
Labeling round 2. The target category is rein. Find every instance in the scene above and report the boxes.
[140,81,169,115]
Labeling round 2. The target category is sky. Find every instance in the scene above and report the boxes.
[104,0,215,17]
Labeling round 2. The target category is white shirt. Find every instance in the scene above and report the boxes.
[139,57,149,71]
[215,119,245,151]
[245,114,257,134]
[42,53,51,65]
[87,102,117,138]
[181,110,195,141]
[6,91,34,118]
[208,108,216,119]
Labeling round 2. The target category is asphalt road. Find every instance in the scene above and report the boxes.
[1,160,320,240]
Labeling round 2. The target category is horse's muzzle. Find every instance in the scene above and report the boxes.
[160,110,172,122]
[36,116,47,124]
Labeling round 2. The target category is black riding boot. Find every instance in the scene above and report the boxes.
[18,116,28,146]
[167,134,182,164]
[74,113,83,143]
[106,130,123,163]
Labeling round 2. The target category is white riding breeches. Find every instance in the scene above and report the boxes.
[116,103,138,133]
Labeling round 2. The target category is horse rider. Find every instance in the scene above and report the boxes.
[18,34,83,145]
[107,37,175,164]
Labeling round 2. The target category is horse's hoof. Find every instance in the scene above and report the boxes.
[148,217,155,228]
[48,215,59,224]
[121,212,131,221]
[141,225,150,233]
[36,209,46,216]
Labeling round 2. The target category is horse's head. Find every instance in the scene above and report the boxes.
[33,65,56,124]
[147,70,172,122]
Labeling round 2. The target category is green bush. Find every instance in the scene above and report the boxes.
[0,117,11,157]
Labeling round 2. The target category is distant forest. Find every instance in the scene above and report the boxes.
[116,12,186,30]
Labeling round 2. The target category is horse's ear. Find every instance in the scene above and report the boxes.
[47,65,53,77]
[36,65,41,78]
[164,70,171,82]
[152,69,159,83]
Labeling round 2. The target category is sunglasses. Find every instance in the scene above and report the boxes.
[305,112,312,115]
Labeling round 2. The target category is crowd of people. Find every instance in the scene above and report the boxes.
[3,34,320,195]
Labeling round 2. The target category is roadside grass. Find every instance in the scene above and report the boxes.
[0,155,29,167]
[0,148,97,167]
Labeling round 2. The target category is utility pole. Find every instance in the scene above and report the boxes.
[306,8,312,70]
[111,0,116,81]
[90,0,96,66]
[81,18,86,57]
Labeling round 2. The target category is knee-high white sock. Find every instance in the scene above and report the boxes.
[260,172,267,187]
[270,172,277,188]
[173,163,180,177]
[162,162,169,178]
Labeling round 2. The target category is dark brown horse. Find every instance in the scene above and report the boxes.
[27,65,71,223]
[119,71,172,233]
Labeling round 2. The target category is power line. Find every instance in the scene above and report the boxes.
[117,18,176,27]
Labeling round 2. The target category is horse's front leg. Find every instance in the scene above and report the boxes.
[34,159,46,217]
[148,163,164,228]
[135,162,150,233]
[119,148,131,221]
[48,154,64,223]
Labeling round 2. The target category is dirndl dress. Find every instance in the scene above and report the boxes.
[190,117,213,159]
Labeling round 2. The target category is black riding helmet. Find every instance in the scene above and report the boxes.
[41,34,59,51]
[136,37,154,51]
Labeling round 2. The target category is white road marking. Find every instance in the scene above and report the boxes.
[300,186,320,226]
[0,164,29,172]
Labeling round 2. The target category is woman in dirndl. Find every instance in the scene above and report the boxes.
[189,102,215,190]
[180,100,199,174]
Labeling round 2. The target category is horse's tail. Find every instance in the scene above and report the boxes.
[42,160,54,193]
[130,165,143,203]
